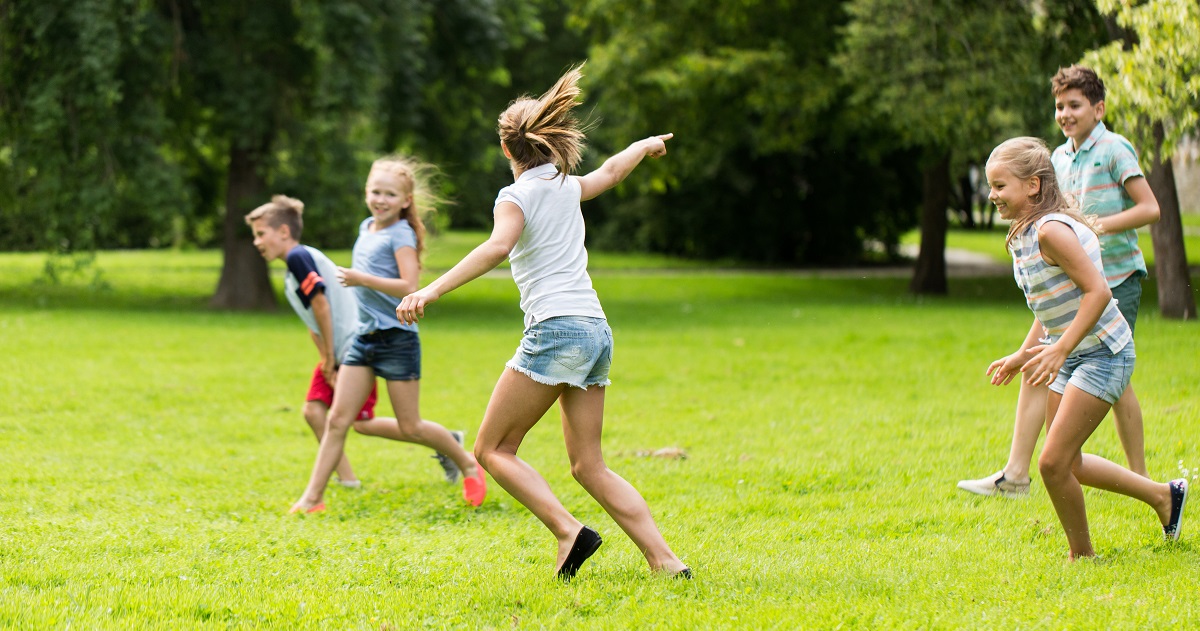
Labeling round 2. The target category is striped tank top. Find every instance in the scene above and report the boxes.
[1010,214,1132,356]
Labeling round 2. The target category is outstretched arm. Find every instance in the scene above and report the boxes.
[576,133,673,201]
[396,202,524,324]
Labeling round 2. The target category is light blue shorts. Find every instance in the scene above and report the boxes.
[1049,343,1135,405]
[506,316,613,390]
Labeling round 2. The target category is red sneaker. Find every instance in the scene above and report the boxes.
[289,502,326,514]
[463,463,487,507]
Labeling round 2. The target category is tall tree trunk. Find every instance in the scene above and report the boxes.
[210,142,277,311]
[1145,123,1196,320]
[910,150,950,295]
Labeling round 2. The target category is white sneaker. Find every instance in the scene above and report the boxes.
[336,478,362,489]
[957,471,1029,497]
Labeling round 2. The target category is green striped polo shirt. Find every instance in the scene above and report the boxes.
[1051,122,1148,287]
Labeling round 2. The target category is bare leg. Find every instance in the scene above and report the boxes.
[560,384,687,574]
[958,376,1046,496]
[293,366,376,509]
[1111,384,1148,477]
[303,400,357,483]
[1002,377,1049,482]
[383,380,478,480]
[1039,388,1173,560]
[473,369,584,570]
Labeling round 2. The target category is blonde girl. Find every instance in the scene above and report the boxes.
[290,155,486,513]
[396,65,690,580]
[983,137,1186,559]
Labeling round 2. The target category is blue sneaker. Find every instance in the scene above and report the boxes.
[1164,478,1189,541]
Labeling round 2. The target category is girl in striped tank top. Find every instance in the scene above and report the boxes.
[983,137,1187,560]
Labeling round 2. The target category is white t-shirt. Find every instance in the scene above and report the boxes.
[495,163,605,328]
[284,245,360,363]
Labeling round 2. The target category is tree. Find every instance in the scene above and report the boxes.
[1084,0,1199,319]
[836,0,1107,294]
[0,1,187,262]
[571,0,923,266]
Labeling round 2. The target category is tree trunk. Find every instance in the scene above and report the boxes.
[956,172,975,229]
[210,142,277,311]
[1145,123,1196,320]
[910,150,950,295]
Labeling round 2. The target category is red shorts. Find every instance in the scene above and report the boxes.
[306,363,377,421]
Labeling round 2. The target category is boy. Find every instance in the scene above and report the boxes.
[958,65,1160,496]
[246,195,463,489]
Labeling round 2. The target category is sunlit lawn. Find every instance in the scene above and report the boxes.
[2,240,1198,629]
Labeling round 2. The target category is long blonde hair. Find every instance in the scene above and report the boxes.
[987,137,1097,249]
[367,154,442,264]
[497,63,589,179]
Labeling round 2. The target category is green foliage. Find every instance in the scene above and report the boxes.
[1084,0,1200,168]
[0,0,188,252]
[574,0,923,264]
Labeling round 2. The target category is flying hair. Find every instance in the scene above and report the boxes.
[497,63,590,179]
[368,154,444,264]
[244,194,305,240]
[987,137,1098,250]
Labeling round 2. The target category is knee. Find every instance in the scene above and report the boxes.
[302,402,326,427]
[1038,452,1072,484]
[570,459,605,486]
[324,410,355,435]
[391,419,421,442]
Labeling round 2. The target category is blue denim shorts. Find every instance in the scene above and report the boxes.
[1049,343,1135,405]
[343,328,421,381]
[506,316,613,389]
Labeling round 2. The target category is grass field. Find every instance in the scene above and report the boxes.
[2,240,1199,629]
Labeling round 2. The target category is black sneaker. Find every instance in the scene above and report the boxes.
[1164,478,1189,541]
[433,430,465,484]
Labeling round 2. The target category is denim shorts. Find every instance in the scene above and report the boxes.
[1049,343,1135,405]
[342,328,421,381]
[506,316,613,389]
[1111,273,1143,334]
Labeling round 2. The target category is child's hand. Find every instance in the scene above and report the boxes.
[320,360,338,386]
[1019,344,1066,387]
[396,288,440,325]
[986,352,1026,386]
[643,133,673,158]
[336,266,365,287]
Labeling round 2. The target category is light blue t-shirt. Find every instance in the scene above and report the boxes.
[350,217,419,335]
[1051,121,1148,287]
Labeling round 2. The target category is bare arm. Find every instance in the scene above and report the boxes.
[1097,175,1159,234]
[395,203,525,324]
[1019,221,1113,385]
[310,292,337,383]
[576,133,673,202]
[336,247,421,298]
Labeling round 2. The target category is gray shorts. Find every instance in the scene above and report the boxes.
[1111,274,1143,334]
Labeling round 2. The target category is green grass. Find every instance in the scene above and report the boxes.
[904,214,1200,267]
[2,243,1199,629]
